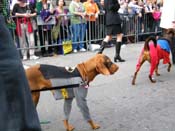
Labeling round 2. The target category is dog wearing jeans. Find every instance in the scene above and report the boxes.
[25,54,118,131]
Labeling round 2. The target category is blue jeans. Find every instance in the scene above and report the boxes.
[71,23,86,50]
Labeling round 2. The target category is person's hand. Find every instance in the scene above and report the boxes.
[24,13,30,18]
[95,13,98,19]
[81,12,86,18]
[45,16,52,22]
[172,21,175,28]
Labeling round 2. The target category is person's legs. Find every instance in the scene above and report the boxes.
[26,29,39,60]
[71,24,79,52]
[47,30,53,55]
[79,23,87,50]
[114,33,125,62]
[38,26,46,56]
[19,24,28,60]
[97,35,112,54]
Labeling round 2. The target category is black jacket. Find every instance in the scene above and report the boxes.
[104,0,121,25]
[0,15,41,131]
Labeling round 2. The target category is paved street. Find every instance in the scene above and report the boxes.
[23,43,175,131]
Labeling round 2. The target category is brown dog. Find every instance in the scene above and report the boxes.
[132,29,174,85]
[25,54,118,131]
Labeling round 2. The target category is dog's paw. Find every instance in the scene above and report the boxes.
[92,123,100,130]
[167,68,171,72]
[63,120,75,131]
[132,81,135,85]
[149,75,156,83]
[66,125,75,131]
[88,120,100,130]
[156,73,160,76]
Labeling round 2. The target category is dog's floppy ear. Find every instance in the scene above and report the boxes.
[96,58,110,75]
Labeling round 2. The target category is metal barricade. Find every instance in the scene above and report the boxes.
[9,12,162,58]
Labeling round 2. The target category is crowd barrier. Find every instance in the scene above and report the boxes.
[9,13,162,55]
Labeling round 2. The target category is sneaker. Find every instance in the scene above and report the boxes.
[73,49,77,53]
[30,55,39,60]
[121,44,126,49]
[79,48,86,52]
[23,55,28,61]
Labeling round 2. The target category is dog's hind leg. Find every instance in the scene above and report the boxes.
[63,98,75,131]
[32,92,40,107]
[167,62,171,72]
[132,59,146,85]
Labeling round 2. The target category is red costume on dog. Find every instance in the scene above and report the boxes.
[136,39,170,77]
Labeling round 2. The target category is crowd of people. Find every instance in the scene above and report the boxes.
[4,0,168,61]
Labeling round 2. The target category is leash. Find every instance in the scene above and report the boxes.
[31,84,79,93]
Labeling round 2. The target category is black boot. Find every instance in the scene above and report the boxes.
[114,42,125,62]
[97,41,108,54]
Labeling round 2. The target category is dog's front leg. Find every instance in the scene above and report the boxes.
[63,99,75,131]
[132,72,138,85]
[88,120,100,130]
[63,120,75,131]
[73,87,100,130]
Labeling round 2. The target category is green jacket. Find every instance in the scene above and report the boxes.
[69,1,86,24]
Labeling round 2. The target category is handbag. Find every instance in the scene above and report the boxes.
[51,23,60,40]
[62,40,73,55]
[58,40,72,55]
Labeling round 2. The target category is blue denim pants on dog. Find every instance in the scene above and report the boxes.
[71,23,87,50]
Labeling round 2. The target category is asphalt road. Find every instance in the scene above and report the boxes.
[23,43,175,131]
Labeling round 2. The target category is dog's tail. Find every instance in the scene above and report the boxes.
[144,36,157,51]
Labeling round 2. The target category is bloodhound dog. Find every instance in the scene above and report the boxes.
[25,54,118,131]
[132,29,174,85]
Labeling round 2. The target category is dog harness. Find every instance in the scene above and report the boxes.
[39,64,87,100]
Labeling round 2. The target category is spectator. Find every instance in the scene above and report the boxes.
[144,0,154,32]
[152,5,161,32]
[96,0,105,43]
[54,0,70,54]
[0,14,41,131]
[12,0,39,60]
[160,0,175,30]
[160,0,175,64]
[98,0,125,62]
[83,0,100,44]
[39,0,54,57]
[69,0,87,52]
[28,0,38,49]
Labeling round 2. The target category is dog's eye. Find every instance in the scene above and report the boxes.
[104,60,113,68]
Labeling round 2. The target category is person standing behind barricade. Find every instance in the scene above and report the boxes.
[83,0,99,45]
[144,0,154,32]
[37,0,54,57]
[97,0,125,62]
[28,0,38,49]
[160,0,175,64]
[39,0,53,57]
[69,0,87,53]
[54,0,70,54]
[12,0,39,60]
[96,0,106,44]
